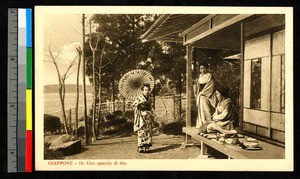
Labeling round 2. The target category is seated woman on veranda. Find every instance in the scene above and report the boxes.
[206,85,237,135]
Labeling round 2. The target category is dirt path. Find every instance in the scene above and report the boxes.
[64,134,202,159]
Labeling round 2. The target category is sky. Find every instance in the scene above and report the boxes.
[43,14,92,85]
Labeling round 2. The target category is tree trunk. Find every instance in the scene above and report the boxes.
[68,109,72,130]
[97,47,105,139]
[97,71,102,138]
[92,51,97,141]
[82,14,89,145]
[89,19,99,142]
[62,80,69,133]
[58,83,68,135]
[75,49,82,139]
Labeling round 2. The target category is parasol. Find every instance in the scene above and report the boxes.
[118,69,154,100]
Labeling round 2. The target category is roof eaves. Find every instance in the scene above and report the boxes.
[141,14,170,42]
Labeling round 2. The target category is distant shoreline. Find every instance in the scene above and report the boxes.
[44,84,93,93]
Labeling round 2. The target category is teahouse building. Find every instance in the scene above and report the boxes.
[142,14,285,147]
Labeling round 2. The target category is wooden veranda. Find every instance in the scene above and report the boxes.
[142,14,286,159]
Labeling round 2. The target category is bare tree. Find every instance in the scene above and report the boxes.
[75,46,82,139]
[88,19,100,141]
[97,46,105,137]
[46,41,77,135]
[82,14,90,145]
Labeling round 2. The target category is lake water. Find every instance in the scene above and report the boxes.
[44,93,94,115]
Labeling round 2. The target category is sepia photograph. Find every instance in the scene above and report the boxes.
[35,6,293,171]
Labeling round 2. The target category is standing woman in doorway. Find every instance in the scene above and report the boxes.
[194,62,217,129]
[132,83,154,153]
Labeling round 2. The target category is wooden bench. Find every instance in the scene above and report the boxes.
[182,127,285,159]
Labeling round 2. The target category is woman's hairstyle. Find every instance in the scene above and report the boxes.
[199,62,209,69]
[215,84,229,98]
[140,83,151,91]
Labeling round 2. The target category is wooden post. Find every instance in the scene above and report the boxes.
[268,33,273,138]
[200,141,207,156]
[240,23,244,130]
[186,46,192,127]
[183,46,193,146]
[180,46,193,149]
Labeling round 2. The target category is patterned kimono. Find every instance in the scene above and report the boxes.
[133,94,154,150]
[194,72,217,128]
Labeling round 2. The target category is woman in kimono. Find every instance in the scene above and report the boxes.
[132,83,154,153]
[206,85,237,134]
[194,62,217,128]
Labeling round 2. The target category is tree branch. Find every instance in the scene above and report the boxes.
[48,42,62,83]
[63,54,78,80]
[65,68,77,80]
[55,39,67,60]
[44,53,52,58]
[98,46,107,68]
[76,46,82,54]
[101,58,116,68]
[71,27,82,37]
[89,35,100,52]
[95,38,100,50]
